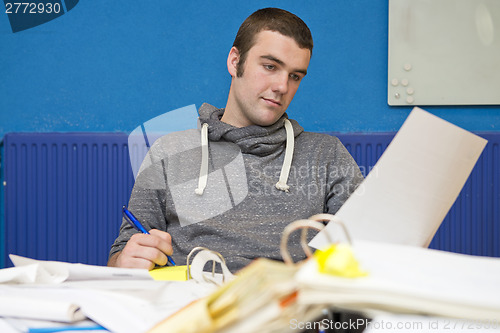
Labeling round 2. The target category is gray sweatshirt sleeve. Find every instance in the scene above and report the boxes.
[109,152,169,259]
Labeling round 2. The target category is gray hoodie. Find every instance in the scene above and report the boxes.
[110,103,363,271]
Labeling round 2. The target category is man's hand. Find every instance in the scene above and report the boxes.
[107,229,173,270]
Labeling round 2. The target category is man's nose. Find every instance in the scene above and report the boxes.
[272,72,289,94]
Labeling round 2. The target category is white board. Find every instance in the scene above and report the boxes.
[388,0,500,106]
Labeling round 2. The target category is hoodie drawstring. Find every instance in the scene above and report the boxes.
[195,123,209,195]
[195,119,294,195]
[275,119,294,192]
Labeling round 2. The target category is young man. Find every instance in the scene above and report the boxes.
[108,8,363,271]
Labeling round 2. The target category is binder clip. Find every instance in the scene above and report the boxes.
[310,214,367,278]
[281,214,367,278]
[186,247,235,285]
[280,216,332,265]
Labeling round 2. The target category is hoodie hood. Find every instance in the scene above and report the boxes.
[198,103,303,156]
[194,103,303,195]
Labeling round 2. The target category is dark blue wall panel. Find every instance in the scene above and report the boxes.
[3,133,134,267]
[2,1,500,140]
[0,141,5,268]
[1,132,499,268]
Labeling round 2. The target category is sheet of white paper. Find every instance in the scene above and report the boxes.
[0,279,217,333]
[0,294,85,322]
[310,107,487,249]
[8,254,151,283]
[2,256,221,332]
[0,318,20,333]
[0,264,67,284]
[58,279,217,332]
[0,285,145,332]
[0,285,86,323]
[297,240,500,320]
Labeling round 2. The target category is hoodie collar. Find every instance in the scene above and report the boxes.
[198,103,303,156]
[194,103,302,195]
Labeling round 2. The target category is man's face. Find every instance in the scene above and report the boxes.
[223,30,311,128]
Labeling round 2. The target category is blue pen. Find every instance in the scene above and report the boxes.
[122,206,176,266]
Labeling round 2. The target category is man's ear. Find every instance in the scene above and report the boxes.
[227,47,240,77]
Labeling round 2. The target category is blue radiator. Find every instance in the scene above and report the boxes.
[1,132,499,268]
[2,133,134,267]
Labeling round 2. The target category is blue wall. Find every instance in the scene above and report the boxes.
[1,0,499,138]
[0,142,4,267]
[1,0,499,267]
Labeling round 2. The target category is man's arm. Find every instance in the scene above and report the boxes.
[107,251,121,267]
[108,138,173,269]
[107,229,173,270]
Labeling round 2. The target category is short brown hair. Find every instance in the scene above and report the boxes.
[232,7,313,77]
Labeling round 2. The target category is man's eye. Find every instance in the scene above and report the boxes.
[264,64,275,70]
[290,74,301,81]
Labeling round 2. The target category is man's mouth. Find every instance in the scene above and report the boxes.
[262,98,281,106]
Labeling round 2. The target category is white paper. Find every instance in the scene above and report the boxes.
[296,240,500,321]
[0,255,220,332]
[7,254,152,283]
[0,278,217,333]
[310,107,487,249]
[0,285,86,323]
[0,295,85,323]
[0,318,21,333]
[78,280,217,332]
[0,264,67,284]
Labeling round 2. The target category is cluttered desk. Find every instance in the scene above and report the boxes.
[1,107,499,332]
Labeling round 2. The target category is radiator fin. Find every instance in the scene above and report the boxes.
[4,133,133,267]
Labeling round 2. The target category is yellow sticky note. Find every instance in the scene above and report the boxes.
[315,244,368,278]
[149,265,189,281]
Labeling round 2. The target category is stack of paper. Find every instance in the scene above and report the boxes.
[0,292,85,322]
[300,107,497,321]
[0,255,219,333]
[296,240,500,321]
[149,258,324,333]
